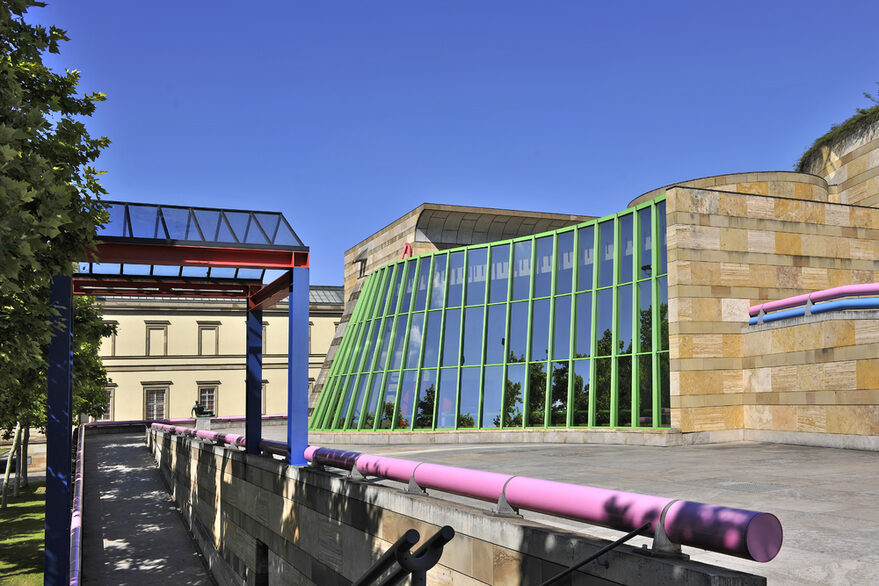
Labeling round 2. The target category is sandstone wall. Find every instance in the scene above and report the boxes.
[800,118,879,207]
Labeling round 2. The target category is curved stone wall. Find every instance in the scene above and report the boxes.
[799,118,879,207]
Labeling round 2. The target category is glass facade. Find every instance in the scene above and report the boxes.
[311,197,669,432]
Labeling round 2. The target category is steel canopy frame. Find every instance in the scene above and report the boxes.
[46,202,310,584]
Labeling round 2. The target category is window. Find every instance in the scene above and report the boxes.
[198,321,220,356]
[199,386,217,415]
[261,380,268,415]
[145,387,166,419]
[145,321,169,356]
[262,322,268,354]
[103,321,118,357]
[97,386,115,421]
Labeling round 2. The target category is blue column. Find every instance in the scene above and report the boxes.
[287,267,309,465]
[45,274,73,584]
[246,307,263,455]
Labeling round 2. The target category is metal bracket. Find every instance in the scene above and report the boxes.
[487,477,521,517]
[403,464,427,495]
[348,466,367,481]
[805,297,813,316]
[757,308,765,324]
[649,500,689,559]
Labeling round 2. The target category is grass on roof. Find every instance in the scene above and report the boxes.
[796,104,879,172]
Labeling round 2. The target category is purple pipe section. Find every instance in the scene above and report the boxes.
[749,283,879,316]
[306,447,782,562]
[152,423,246,448]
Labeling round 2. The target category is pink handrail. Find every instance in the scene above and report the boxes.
[749,283,879,316]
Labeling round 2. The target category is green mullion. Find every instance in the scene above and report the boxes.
[501,242,516,429]
[544,235,558,427]
[588,223,600,428]
[566,228,578,427]
[453,252,469,429]
[632,213,643,428]
[523,237,537,427]
[477,248,490,427]
[652,202,662,427]
[609,217,620,428]
[432,252,450,429]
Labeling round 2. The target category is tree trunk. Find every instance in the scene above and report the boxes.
[1,422,21,508]
[13,432,21,497]
[20,427,29,488]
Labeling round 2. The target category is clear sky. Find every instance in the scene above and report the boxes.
[31,0,879,285]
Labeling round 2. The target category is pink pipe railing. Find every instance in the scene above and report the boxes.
[151,423,246,448]
[305,447,783,562]
[749,283,879,316]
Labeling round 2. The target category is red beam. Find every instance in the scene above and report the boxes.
[89,242,309,269]
[73,278,262,299]
[249,270,292,311]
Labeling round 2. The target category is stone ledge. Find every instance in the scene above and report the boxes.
[310,428,684,447]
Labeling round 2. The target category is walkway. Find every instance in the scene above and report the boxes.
[82,432,213,585]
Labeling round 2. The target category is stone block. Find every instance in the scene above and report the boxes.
[736,181,769,195]
[857,359,879,390]
[744,404,771,429]
[771,405,797,431]
[854,321,879,345]
[719,263,751,286]
[802,268,830,291]
[822,321,855,348]
[747,230,774,253]
[717,193,748,216]
[823,361,857,391]
[744,367,771,393]
[775,232,802,256]
[826,405,879,435]
[796,406,827,433]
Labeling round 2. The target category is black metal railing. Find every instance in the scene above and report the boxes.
[353,525,455,586]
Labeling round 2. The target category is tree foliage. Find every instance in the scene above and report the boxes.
[0,0,112,432]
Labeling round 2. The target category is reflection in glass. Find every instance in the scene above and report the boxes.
[489,244,510,303]
[503,364,525,427]
[363,319,383,371]
[512,241,532,300]
[550,362,569,426]
[361,374,385,429]
[466,248,488,305]
[397,371,417,429]
[638,280,653,353]
[458,367,479,428]
[386,264,405,315]
[596,289,614,357]
[422,311,442,368]
[594,357,611,426]
[527,362,547,426]
[575,292,592,358]
[638,354,653,427]
[335,375,357,427]
[462,307,484,365]
[599,220,615,288]
[660,353,670,426]
[372,269,390,315]
[639,207,652,279]
[572,359,590,426]
[660,276,669,351]
[618,284,633,354]
[400,259,417,313]
[534,237,553,298]
[389,315,408,370]
[414,370,436,429]
[437,368,458,428]
[376,317,395,370]
[553,295,571,360]
[508,302,528,363]
[620,214,633,284]
[441,309,461,367]
[578,225,594,291]
[379,372,400,429]
[617,356,632,426]
[530,299,550,361]
[482,365,503,428]
[658,200,667,274]
[556,231,574,295]
[430,255,447,309]
[405,313,424,369]
[414,258,430,311]
[447,251,465,307]
[485,304,507,365]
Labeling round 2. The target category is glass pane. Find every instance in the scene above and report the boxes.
[594,357,611,426]
[507,302,527,363]
[618,284,633,354]
[575,292,592,358]
[386,264,405,315]
[194,209,220,241]
[620,214,633,284]
[441,308,461,367]
[596,288,614,357]
[572,359,590,426]
[254,212,281,242]
[437,368,458,428]
[556,231,574,295]
[181,266,208,277]
[400,259,417,313]
[361,320,383,371]
[237,268,263,280]
[512,241,532,300]
[550,362,569,427]
[348,376,369,429]
[638,280,653,353]
[335,376,357,427]
[244,214,271,244]
[422,310,442,368]
[466,248,488,305]
[389,316,407,370]
[638,354,653,427]
[489,244,510,303]
[553,295,571,360]
[414,370,437,429]
[128,205,159,238]
[577,225,594,291]
[405,313,424,369]
[161,207,193,240]
[462,307,484,365]
[530,298,550,361]
[458,367,479,428]
[503,364,525,427]
[430,255,448,309]
[485,304,507,365]
[376,317,395,370]
[527,361,547,427]
[397,371,417,429]
[272,218,303,246]
[658,200,667,274]
[215,214,237,243]
[371,269,389,316]
[598,220,615,288]
[617,355,632,426]
[223,211,250,243]
[660,276,669,351]
[447,251,465,307]
[414,258,430,311]
[362,374,385,429]
[639,207,653,279]
[481,365,503,428]
[660,352,670,426]
[534,236,553,298]
[379,372,400,429]
[210,267,236,278]
[101,203,126,237]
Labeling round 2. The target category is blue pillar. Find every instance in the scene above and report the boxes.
[287,267,309,465]
[245,307,263,455]
[45,274,73,584]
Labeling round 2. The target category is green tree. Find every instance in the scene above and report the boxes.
[0,0,112,437]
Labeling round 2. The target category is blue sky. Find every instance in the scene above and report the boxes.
[33,1,879,285]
